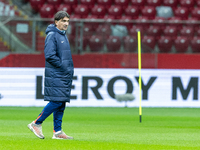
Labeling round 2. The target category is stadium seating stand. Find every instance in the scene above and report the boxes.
[174,36,190,53]
[163,0,178,10]
[191,7,200,19]
[146,0,162,7]
[142,36,156,52]
[124,6,140,19]
[108,5,123,19]
[63,0,77,10]
[157,36,173,53]
[91,5,106,18]
[146,25,162,40]
[163,26,178,40]
[114,0,130,10]
[29,0,46,13]
[174,7,189,20]
[123,36,137,52]
[141,6,156,19]
[74,4,90,18]
[179,26,194,40]
[88,35,104,52]
[80,0,96,9]
[97,0,113,10]
[39,4,55,18]
[131,0,146,8]
[107,36,121,52]
[56,4,72,14]
[191,36,200,53]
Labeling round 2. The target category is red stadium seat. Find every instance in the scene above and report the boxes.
[146,0,162,7]
[63,0,78,10]
[85,14,98,20]
[106,36,121,52]
[80,0,96,9]
[179,0,195,10]
[197,28,200,36]
[179,26,194,40]
[163,26,178,40]
[191,37,200,53]
[124,6,139,19]
[70,14,81,20]
[39,4,55,18]
[174,7,189,20]
[163,0,178,9]
[158,36,173,53]
[146,25,162,40]
[168,17,183,28]
[47,0,62,7]
[141,6,156,19]
[119,16,132,30]
[96,24,112,39]
[89,35,104,52]
[174,36,189,53]
[196,0,200,7]
[91,5,106,18]
[103,15,115,22]
[131,0,146,8]
[123,36,137,52]
[114,0,130,10]
[142,36,156,51]
[30,0,45,12]
[186,17,199,31]
[152,17,166,29]
[85,15,99,28]
[103,15,115,26]
[129,25,145,39]
[108,5,123,19]
[83,24,95,37]
[56,4,72,14]
[191,7,200,19]
[85,14,98,19]
[97,0,113,10]
[135,16,149,29]
[74,5,90,18]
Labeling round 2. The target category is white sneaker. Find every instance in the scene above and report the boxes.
[52,130,73,139]
[28,121,44,139]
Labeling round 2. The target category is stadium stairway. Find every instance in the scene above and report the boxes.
[0,0,46,53]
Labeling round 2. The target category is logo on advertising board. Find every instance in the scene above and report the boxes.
[35,75,157,101]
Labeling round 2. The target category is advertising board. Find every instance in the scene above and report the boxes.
[0,68,199,107]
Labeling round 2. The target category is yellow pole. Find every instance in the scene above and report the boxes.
[137,31,142,123]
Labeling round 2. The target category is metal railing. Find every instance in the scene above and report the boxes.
[0,16,200,54]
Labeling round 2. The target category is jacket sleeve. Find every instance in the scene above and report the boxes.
[44,32,61,68]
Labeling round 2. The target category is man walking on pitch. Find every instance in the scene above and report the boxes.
[28,11,74,139]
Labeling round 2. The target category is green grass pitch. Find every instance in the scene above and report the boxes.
[0,107,200,150]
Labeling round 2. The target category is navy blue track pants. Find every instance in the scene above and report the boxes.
[35,101,66,132]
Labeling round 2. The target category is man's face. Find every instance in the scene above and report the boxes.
[55,17,69,31]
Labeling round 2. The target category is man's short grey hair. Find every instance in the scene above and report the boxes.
[54,11,70,24]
